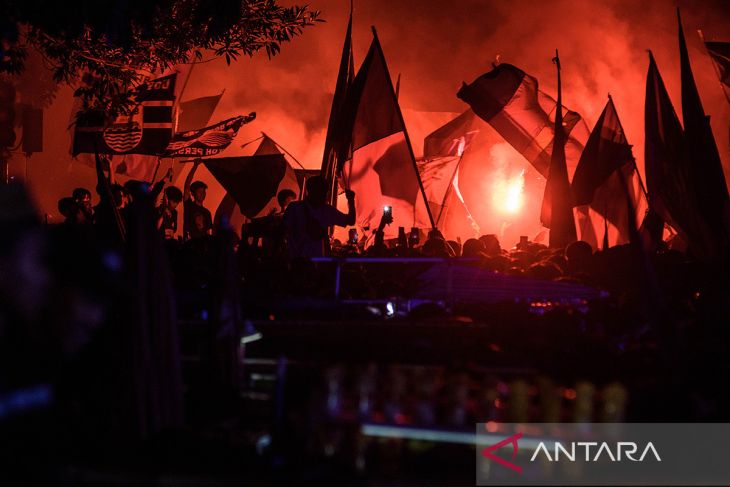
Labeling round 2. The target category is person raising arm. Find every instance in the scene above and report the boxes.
[283,176,356,258]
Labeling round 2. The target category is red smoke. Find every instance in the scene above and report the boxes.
[9,0,730,234]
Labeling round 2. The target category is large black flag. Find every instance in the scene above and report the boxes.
[206,136,299,220]
[572,98,635,206]
[644,51,700,247]
[571,96,648,247]
[338,30,434,238]
[337,29,434,236]
[321,12,354,203]
[345,33,403,159]
[206,155,288,218]
[678,11,730,256]
[72,74,176,155]
[213,135,300,232]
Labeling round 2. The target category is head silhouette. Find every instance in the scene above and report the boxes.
[304,176,328,206]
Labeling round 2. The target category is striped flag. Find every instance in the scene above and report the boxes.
[457,63,589,179]
[72,73,177,155]
[118,90,223,180]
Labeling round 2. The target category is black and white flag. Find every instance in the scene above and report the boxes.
[164,113,256,158]
[72,73,177,155]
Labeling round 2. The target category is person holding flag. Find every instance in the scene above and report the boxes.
[283,176,356,258]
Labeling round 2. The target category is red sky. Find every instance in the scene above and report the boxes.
[9,0,730,225]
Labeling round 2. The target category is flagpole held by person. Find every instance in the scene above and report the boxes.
[283,175,356,259]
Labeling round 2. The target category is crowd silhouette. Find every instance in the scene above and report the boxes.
[0,167,728,483]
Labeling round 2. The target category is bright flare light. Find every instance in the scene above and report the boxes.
[492,169,525,215]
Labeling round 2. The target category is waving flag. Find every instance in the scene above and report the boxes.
[72,73,177,155]
[541,52,576,247]
[419,110,480,227]
[321,12,355,204]
[417,155,461,225]
[644,51,701,248]
[678,12,729,256]
[164,113,255,158]
[423,110,479,159]
[177,92,224,132]
[208,135,299,220]
[206,155,288,217]
[571,96,648,248]
[457,63,589,179]
[339,30,434,237]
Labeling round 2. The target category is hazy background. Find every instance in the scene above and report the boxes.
[8,0,730,229]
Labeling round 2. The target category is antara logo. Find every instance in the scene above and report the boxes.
[530,441,661,462]
[481,430,661,475]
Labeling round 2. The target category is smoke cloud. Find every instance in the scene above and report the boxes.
[9,0,730,230]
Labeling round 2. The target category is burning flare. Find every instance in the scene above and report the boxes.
[489,143,525,216]
[493,169,525,215]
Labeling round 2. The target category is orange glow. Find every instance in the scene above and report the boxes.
[492,168,525,216]
[487,142,526,219]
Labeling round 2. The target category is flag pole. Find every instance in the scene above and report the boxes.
[435,153,465,226]
[371,26,436,230]
[344,142,353,190]
[178,62,197,115]
[150,157,162,182]
[167,61,198,183]
[261,131,307,170]
[239,135,265,149]
[94,147,126,242]
[698,30,730,106]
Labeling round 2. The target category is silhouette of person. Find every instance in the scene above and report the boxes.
[283,176,355,258]
[183,160,213,240]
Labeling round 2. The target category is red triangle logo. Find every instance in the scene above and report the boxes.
[481,432,523,474]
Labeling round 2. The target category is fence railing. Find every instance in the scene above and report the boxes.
[309,257,479,301]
